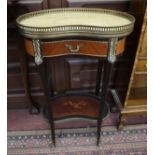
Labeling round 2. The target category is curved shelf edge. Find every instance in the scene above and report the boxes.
[45,93,109,122]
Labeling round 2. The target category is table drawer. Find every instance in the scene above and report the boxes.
[42,40,108,57]
[139,27,147,57]
[25,38,126,58]
[132,73,147,88]
[126,99,147,107]
[136,59,147,72]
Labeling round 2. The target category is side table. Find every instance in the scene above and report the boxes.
[16,8,135,145]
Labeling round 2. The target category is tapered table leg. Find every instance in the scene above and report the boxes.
[37,62,56,146]
[97,60,114,145]
[97,38,117,145]
[40,60,55,119]
[18,36,40,114]
[95,59,104,96]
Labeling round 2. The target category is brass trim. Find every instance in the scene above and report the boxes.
[16,8,135,39]
[108,38,118,63]
[65,44,83,53]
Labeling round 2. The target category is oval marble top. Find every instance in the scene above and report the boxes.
[16,8,135,39]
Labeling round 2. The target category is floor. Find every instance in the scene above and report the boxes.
[7,109,147,131]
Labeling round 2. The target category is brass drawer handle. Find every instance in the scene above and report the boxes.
[65,44,83,53]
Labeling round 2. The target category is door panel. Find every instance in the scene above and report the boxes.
[66,58,98,89]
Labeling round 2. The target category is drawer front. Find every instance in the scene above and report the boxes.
[129,87,147,100]
[132,73,147,88]
[136,59,147,72]
[25,38,125,58]
[42,40,108,57]
[126,99,147,106]
[139,26,147,57]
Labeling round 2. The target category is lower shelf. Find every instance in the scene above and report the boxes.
[49,94,108,121]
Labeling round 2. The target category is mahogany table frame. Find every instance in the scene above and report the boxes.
[16,8,135,146]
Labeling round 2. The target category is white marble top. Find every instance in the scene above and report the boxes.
[20,11,131,28]
[16,8,135,39]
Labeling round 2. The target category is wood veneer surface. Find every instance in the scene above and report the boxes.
[52,95,100,119]
[24,38,125,57]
